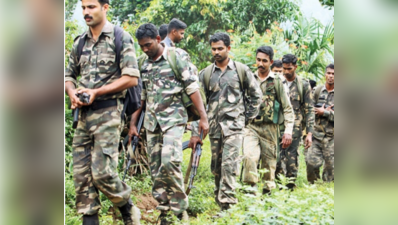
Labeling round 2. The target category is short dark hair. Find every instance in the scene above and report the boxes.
[159,24,168,40]
[135,23,159,40]
[209,32,230,47]
[309,80,317,89]
[326,63,334,71]
[271,60,283,69]
[168,18,187,34]
[81,0,109,5]
[282,54,298,65]
[256,46,274,61]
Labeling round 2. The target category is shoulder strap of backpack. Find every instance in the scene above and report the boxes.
[76,31,87,64]
[166,47,181,80]
[234,61,246,91]
[137,54,148,71]
[274,76,281,101]
[314,85,323,103]
[113,26,124,70]
[203,64,214,91]
[296,75,304,105]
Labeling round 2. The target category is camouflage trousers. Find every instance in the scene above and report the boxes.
[72,101,132,215]
[275,133,301,183]
[210,133,243,206]
[242,124,279,191]
[305,136,334,183]
[146,125,188,215]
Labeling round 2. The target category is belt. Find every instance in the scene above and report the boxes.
[83,99,118,111]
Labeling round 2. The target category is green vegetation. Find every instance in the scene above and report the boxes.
[65,132,334,224]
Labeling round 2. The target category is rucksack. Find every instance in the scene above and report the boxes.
[313,85,324,103]
[137,47,207,122]
[75,26,142,121]
[203,61,247,111]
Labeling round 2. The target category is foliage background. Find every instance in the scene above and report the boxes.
[65,0,334,224]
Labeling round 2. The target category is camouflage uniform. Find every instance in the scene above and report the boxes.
[275,76,314,185]
[192,59,262,206]
[242,71,294,191]
[306,85,334,183]
[161,36,175,47]
[65,22,140,215]
[140,45,199,215]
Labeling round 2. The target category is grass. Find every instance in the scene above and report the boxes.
[65,131,334,225]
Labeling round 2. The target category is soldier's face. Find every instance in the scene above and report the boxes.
[325,68,334,85]
[272,67,283,75]
[138,36,161,59]
[173,29,185,43]
[211,41,230,63]
[81,0,108,27]
[282,63,297,80]
[256,52,273,74]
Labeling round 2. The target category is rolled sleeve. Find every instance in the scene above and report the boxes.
[120,33,139,78]
[121,68,140,78]
[185,80,199,95]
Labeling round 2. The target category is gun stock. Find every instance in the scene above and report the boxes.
[122,108,145,182]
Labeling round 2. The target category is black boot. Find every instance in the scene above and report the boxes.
[118,200,141,225]
[83,213,99,225]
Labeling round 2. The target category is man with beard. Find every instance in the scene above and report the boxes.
[275,54,315,190]
[130,23,208,224]
[241,46,294,195]
[161,18,186,47]
[306,64,334,183]
[65,0,141,224]
[189,32,262,215]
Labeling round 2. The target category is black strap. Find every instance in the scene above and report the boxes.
[83,99,118,111]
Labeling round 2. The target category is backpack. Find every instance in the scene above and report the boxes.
[137,47,207,122]
[203,61,247,111]
[313,85,324,103]
[75,26,142,121]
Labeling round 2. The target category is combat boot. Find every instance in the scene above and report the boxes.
[82,213,99,225]
[118,199,141,225]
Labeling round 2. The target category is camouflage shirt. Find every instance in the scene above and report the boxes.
[161,36,175,47]
[192,59,262,138]
[287,75,315,137]
[248,71,294,135]
[140,45,199,132]
[65,21,140,101]
[313,85,334,139]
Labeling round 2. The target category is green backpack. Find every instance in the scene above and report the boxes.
[138,48,207,122]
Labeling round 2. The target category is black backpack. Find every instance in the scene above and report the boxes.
[75,26,142,121]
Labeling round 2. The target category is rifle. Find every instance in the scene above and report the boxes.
[182,141,190,151]
[122,108,146,182]
[185,132,203,195]
[72,93,90,129]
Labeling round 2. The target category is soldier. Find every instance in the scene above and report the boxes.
[189,32,262,215]
[241,46,294,195]
[306,64,334,184]
[161,18,186,47]
[65,0,141,224]
[272,59,289,94]
[158,24,168,41]
[275,54,315,190]
[129,23,208,224]
[271,59,283,76]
